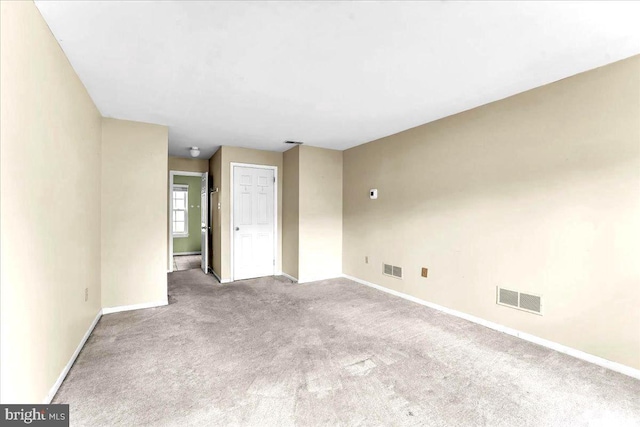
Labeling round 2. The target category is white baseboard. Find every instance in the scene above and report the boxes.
[174,251,201,256]
[279,272,298,282]
[298,275,341,284]
[212,270,221,282]
[212,270,231,283]
[43,309,102,404]
[102,300,168,315]
[342,274,640,380]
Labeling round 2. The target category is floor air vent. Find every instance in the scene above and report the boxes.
[497,287,542,315]
[383,263,403,279]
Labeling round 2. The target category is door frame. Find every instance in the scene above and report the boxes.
[168,170,208,272]
[229,162,278,282]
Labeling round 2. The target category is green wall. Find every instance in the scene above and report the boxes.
[173,175,202,254]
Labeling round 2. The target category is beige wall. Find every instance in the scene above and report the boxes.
[0,1,103,403]
[282,146,300,278]
[101,118,169,308]
[168,156,209,173]
[343,56,640,369]
[212,146,283,280]
[281,145,343,282]
[299,146,343,282]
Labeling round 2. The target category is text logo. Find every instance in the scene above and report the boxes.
[1,405,68,426]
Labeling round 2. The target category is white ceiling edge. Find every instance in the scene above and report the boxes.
[34,1,640,160]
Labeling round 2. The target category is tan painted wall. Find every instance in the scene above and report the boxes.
[101,118,169,308]
[282,146,300,279]
[299,146,343,282]
[343,56,640,369]
[0,1,103,403]
[209,149,223,277]
[168,156,209,173]
[215,146,283,280]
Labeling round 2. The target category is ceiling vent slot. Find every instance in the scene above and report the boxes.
[284,140,304,145]
[497,287,543,315]
[383,263,403,279]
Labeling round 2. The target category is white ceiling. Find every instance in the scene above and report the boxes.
[35,1,640,159]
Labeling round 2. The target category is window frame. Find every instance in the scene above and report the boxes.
[172,184,189,238]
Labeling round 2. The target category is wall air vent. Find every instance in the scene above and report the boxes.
[284,140,304,145]
[497,287,543,315]
[383,263,403,279]
[383,263,393,275]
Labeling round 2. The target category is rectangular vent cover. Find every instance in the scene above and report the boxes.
[497,287,542,315]
[383,263,393,275]
[383,263,403,279]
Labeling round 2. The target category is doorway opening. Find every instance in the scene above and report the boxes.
[169,170,209,273]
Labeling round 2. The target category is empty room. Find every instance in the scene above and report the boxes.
[1,1,639,426]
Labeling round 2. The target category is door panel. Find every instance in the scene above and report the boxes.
[240,192,252,225]
[233,166,275,280]
[257,193,268,224]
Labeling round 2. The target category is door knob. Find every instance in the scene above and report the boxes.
[235,227,240,231]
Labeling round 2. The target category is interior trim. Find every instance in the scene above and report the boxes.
[43,309,102,404]
[102,300,168,315]
[279,272,298,282]
[212,270,231,284]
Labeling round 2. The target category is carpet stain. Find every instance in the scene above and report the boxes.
[344,358,377,376]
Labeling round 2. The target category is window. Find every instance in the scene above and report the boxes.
[172,185,189,237]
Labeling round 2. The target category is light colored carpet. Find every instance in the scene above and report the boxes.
[53,271,640,426]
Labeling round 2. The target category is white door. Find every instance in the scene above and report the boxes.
[233,166,275,280]
[201,172,209,274]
